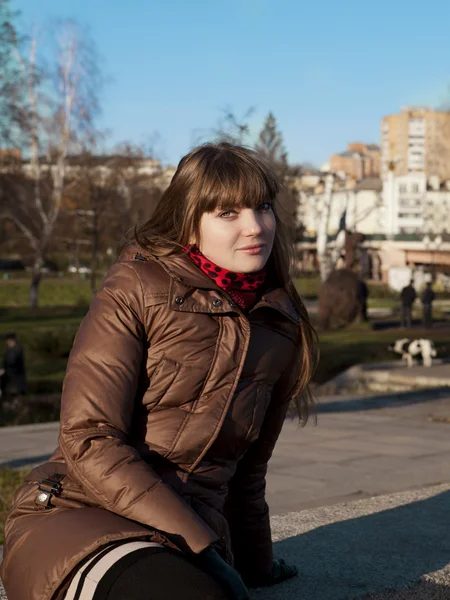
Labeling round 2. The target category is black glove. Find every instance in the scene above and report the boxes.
[196,546,250,600]
[245,558,298,588]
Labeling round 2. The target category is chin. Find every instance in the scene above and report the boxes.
[238,257,268,273]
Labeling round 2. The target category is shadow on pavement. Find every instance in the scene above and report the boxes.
[0,453,52,469]
[316,386,450,414]
[361,579,450,599]
[251,490,450,599]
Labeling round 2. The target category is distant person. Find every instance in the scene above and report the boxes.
[421,282,436,328]
[0,333,27,399]
[359,248,371,280]
[400,281,416,328]
[358,279,369,322]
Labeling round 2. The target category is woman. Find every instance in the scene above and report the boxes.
[1,143,318,600]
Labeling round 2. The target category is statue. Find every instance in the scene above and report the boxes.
[317,231,368,330]
[344,231,364,269]
[317,269,368,330]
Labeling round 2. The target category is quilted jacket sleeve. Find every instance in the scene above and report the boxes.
[59,262,218,554]
[224,353,300,580]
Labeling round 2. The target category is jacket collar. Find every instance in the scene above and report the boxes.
[120,245,301,324]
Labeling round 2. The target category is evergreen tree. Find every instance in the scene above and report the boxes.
[255,112,289,178]
[256,112,302,235]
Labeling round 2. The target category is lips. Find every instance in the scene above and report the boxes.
[238,243,265,251]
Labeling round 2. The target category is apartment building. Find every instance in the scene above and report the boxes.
[302,177,383,237]
[381,106,450,180]
[329,142,380,180]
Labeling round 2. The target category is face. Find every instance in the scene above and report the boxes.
[197,202,276,273]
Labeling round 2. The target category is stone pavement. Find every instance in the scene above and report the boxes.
[256,484,450,599]
[0,421,59,469]
[2,484,450,599]
[2,386,450,510]
[2,383,450,598]
[267,386,450,513]
[319,359,450,395]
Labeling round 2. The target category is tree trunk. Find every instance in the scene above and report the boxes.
[317,174,334,282]
[29,253,44,308]
[29,269,42,308]
[90,208,99,295]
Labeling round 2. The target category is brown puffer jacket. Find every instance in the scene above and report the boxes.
[0,247,302,600]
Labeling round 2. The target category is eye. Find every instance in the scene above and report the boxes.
[218,209,238,218]
[258,203,273,211]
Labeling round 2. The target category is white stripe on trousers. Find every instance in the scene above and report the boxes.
[64,541,164,600]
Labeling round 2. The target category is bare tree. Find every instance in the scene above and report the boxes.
[108,142,165,229]
[1,20,103,306]
[0,0,24,148]
[201,105,256,147]
[58,143,165,293]
[316,173,334,281]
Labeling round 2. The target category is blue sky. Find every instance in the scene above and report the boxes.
[14,0,450,167]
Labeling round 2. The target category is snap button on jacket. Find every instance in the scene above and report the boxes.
[0,248,302,600]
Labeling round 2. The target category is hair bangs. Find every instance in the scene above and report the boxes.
[192,148,280,215]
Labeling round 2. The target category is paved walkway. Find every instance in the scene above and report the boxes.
[2,484,450,599]
[2,386,450,512]
[2,379,450,598]
[267,387,450,513]
[0,421,59,469]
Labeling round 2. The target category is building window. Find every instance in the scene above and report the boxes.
[399,183,407,193]
[411,183,419,193]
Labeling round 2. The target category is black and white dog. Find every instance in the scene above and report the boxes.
[388,338,437,368]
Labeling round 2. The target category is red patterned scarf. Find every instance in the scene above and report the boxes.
[186,245,267,310]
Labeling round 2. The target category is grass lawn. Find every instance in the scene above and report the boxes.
[2,273,399,307]
[2,303,450,399]
[315,322,450,384]
[2,282,450,542]
[1,275,450,394]
[0,306,87,394]
[294,276,400,301]
[0,277,93,307]
[1,275,450,416]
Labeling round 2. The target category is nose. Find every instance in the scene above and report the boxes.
[242,209,263,236]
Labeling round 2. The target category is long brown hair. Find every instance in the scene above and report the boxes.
[132,142,318,422]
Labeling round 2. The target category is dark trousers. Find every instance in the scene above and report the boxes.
[92,547,229,600]
[423,304,433,328]
[401,305,412,328]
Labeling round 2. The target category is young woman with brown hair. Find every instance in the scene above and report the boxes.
[1,143,318,600]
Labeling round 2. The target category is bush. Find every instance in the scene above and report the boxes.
[295,276,320,299]
[367,282,398,299]
[0,394,61,427]
[27,327,75,358]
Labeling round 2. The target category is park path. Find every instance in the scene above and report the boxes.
[2,385,450,513]
[2,380,450,599]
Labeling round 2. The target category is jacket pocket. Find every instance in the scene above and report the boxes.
[142,355,181,409]
[143,356,209,411]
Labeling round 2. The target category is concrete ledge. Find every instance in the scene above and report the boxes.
[318,360,450,396]
[2,483,450,599]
